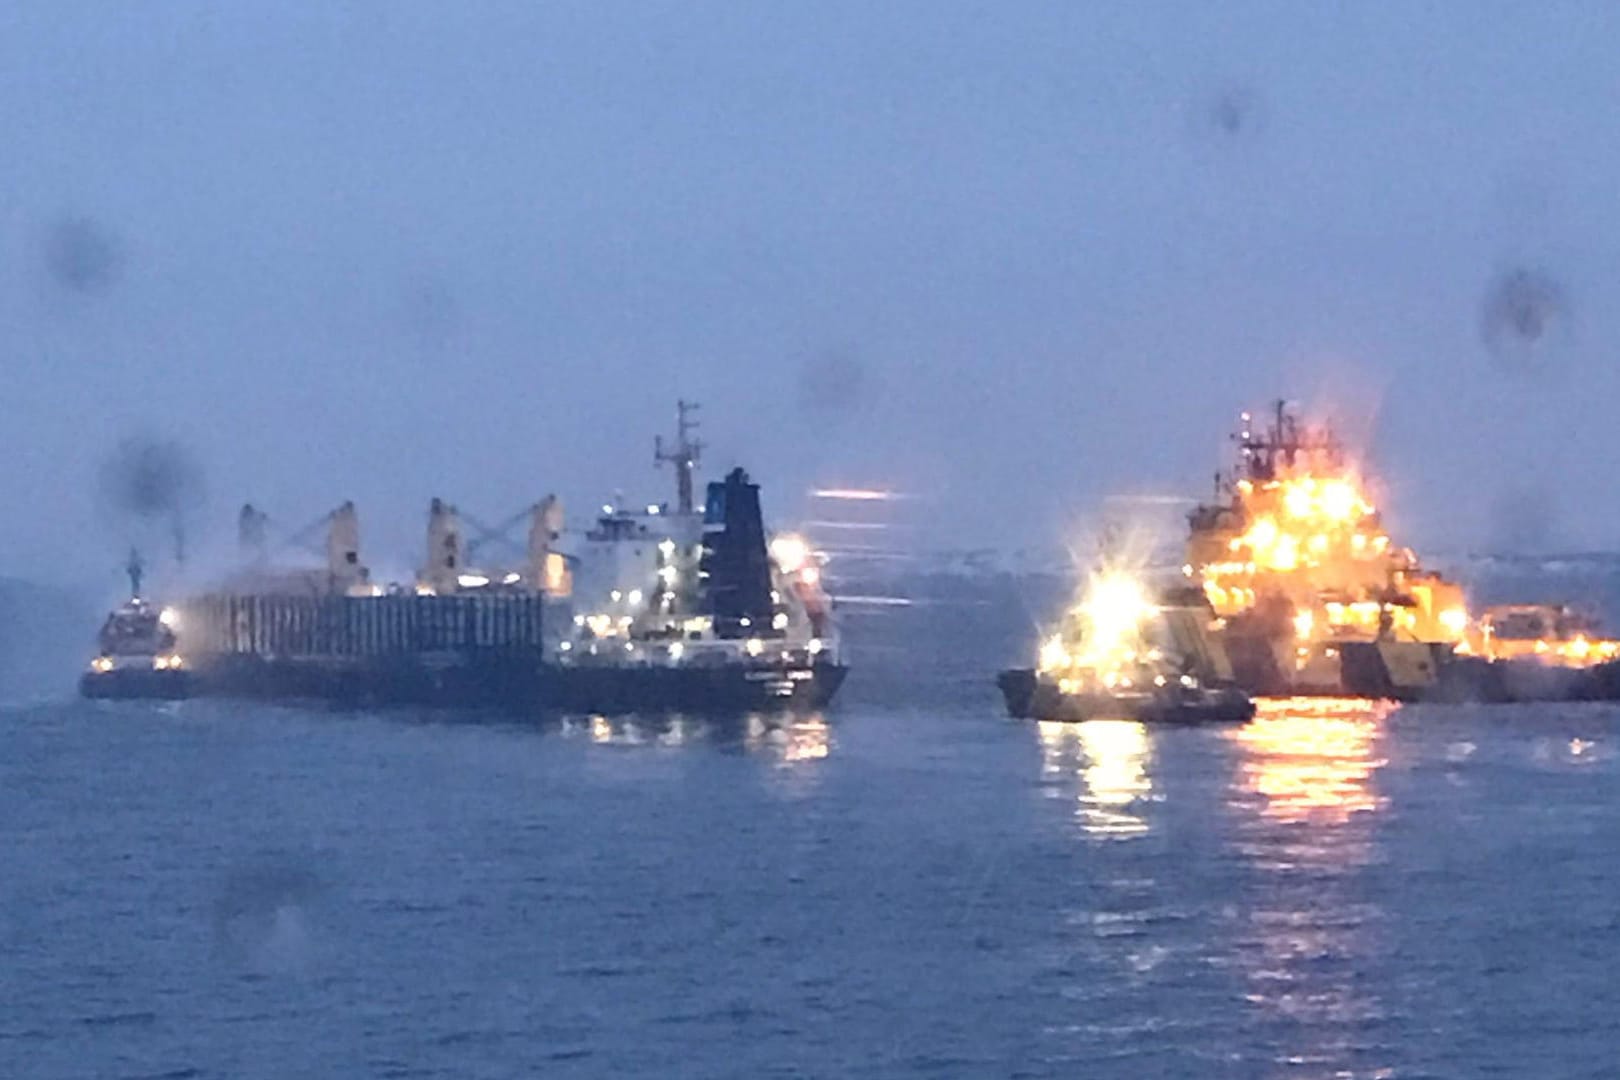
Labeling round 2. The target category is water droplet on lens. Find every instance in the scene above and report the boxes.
[1481,266,1569,372]
[42,216,124,295]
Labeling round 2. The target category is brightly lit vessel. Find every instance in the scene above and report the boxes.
[79,403,846,712]
[79,552,193,699]
[1452,602,1620,702]
[1186,400,1620,701]
[998,571,1255,724]
[1471,605,1620,666]
[1185,401,1469,699]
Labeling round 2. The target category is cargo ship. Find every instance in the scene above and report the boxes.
[1185,400,1620,701]
[998,569,1255,724]
[80,403,847,712]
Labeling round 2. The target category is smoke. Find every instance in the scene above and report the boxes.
[1480,265,1570,373]
[97,436,207,560]
[41,215,125,296]
[99,437,205,519]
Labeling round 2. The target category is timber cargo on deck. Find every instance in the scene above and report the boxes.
[79,402,847,713]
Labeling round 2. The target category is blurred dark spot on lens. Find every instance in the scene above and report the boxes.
[797,350,868,418]
[1481,266,1568,371]
[212,857,326,972]
[402,277,462,349]
[43,216,124,295]
[214,862,323,924]
[1201,84,1264,140]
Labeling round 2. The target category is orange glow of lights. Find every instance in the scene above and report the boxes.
[769,534,811,574]
[782,715,830,763]
[1319,479,1360,521]
[1037,719,1153,838]
[1222,475,1378,575]
[1229,697,1395,823]
[1248,516,1280,551]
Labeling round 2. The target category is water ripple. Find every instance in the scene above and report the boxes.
[5,698,1619,1076]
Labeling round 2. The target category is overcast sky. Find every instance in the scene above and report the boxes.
[4,2,1620,589]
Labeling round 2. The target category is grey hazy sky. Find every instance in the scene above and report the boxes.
[4,2,1620,588]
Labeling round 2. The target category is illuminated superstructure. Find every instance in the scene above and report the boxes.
[1186,401,1469,694]
[1036,572,1192,696]
[559,406,840,685]
[1471,604,1620,668]
[1000,563,1254,724]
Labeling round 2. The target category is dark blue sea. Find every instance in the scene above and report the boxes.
[5,691,1620,1079]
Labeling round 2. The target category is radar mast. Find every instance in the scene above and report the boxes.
[654,399,704,514]
[125,548,145,600]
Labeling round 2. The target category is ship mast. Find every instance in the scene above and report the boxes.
[125,548,145,600]
[654,400,704,514]
[1231,398,1342,485]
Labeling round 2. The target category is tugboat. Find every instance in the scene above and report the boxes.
[1185,400,1468,699]
[1183,399,1620,702]
[79,551,192,700]
[998,570,1255,724]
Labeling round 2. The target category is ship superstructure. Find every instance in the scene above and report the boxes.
[998,563,1254,724]
[557,402,841,703]
[1184,401,1468,696]
[1185,400,1620,700]
[1469,604,1620,668]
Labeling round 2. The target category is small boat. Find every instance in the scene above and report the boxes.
[997,668,1254,724]
[998,573,1255,725]
[79,555,192,700]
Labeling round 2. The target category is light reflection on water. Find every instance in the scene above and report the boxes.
[564,711,832,767]
[19,694,1620,1075]
[1229,697,1396,825]
[1031,698,1399,1076]
[1036,718,1154,838]
[746,712,831,764]
[1224,697,1396,1079]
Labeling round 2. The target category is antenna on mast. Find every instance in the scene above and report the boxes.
[654,399,704,514]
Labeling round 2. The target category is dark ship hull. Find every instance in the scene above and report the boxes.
[540,660,846,713]
[80,648,846,714]
[998,668,1256,725]
[1425,652,1620,705]
[79,667,194,701]
[1223,635,1620,704]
